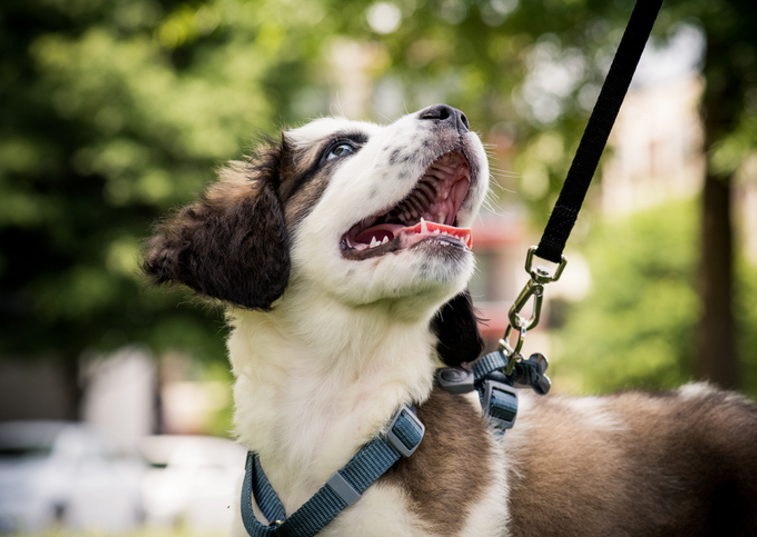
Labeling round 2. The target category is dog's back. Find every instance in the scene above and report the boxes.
[506,383,757,537]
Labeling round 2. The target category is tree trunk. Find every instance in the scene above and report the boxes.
[697,172,737,389]
[697,28,741,390]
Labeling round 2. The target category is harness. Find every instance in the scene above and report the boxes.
[240,0,662,533]
[241,405,424,536]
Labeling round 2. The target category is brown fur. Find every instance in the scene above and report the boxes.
[507,389,757,536]
[141,135,336,310]
[142,170,290,310]
[384,389,495,536]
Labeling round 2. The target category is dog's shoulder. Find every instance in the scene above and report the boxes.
[382,388,504,536]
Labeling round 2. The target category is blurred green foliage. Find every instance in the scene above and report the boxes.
[0,0,755,400]
[553,201,699,393]
[0,0,329,364]
[553,200,757,397]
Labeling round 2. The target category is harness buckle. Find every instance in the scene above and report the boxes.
[482,379,518,430]
[386,405,425,457]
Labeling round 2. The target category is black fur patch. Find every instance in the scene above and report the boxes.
[431,289,485,366]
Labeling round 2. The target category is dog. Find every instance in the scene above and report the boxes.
[143,104,757,536]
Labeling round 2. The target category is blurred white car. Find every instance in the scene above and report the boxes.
[138,434,246,533]
[0,420,145,534]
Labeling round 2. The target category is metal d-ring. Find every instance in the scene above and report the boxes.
[525,245,568,284]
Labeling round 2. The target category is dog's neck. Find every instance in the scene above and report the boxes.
[227,284,442,510]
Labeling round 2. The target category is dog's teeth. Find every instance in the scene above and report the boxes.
[381,236,389,244]
[433,229,440,235]
[439,212,447,224]
[418,182,437,203]
[420,217,429,233]
[408,195,425,216]
[370,237,380,248]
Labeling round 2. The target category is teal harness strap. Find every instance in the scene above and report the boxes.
[241,405,424,537]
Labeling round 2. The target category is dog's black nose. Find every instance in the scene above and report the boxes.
[419,104,470,132]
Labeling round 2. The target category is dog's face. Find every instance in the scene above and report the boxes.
[286,105,488,308]
[143,105,488,361]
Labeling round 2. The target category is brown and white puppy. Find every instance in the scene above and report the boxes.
[143,105,757,537]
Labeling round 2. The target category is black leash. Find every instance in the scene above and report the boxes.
[438,0,664,427]
[504,0,664,352]
[535,0,664,265]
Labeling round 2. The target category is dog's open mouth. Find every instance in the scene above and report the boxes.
[341,151,472,261]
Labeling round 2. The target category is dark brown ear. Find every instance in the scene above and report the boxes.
[142,146,290,310]
[431,288,485,367]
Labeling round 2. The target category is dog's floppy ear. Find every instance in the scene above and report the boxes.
[431,288,485,367]
[142,141,290,310]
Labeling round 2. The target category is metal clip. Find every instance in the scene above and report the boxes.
[508,278,544,331]
[499,247,568,376]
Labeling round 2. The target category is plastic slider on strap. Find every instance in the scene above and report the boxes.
[326,471,361,506]
[386,405,425,457]
[482,380,518,430]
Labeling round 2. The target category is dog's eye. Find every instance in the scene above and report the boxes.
[326,142,356,161]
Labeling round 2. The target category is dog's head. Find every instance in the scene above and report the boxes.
[143,105,488,364]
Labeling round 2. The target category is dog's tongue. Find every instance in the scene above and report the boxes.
[400,218,473,249]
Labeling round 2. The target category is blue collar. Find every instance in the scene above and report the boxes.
[241,404,425,537]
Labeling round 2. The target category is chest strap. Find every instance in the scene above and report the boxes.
[241,404,424,537]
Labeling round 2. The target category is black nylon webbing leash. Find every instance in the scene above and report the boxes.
[497,0,664,361]
[507,0,664,339]
[438,0,664,433]
[535,0,664,264]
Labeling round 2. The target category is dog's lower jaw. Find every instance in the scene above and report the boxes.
[290,244,476,322]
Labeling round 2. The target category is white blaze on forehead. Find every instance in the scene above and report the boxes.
[285,117,381,150]
[282,118,382,176]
